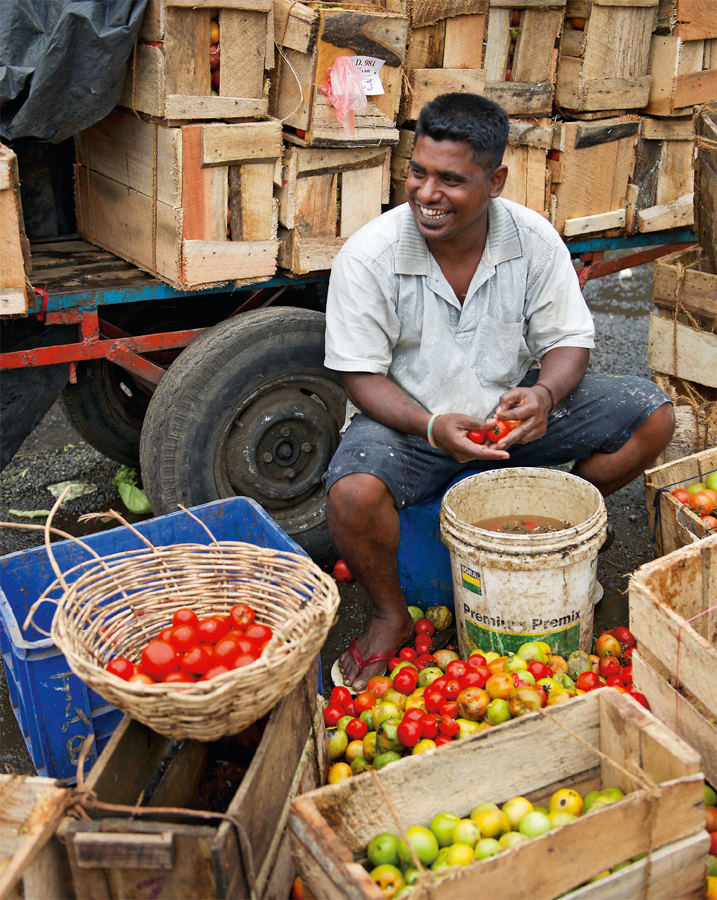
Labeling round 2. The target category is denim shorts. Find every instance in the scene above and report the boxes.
[322,370,670,510]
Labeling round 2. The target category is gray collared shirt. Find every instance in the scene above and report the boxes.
[324,198,595,419]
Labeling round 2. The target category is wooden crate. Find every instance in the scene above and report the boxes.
[277,142,389,274]
[651,373,717,466]
[0,775,71,900]
[695,102,717,272]
[119,0,272,121]
[57,660,326,900]
[643,35,717,116]
[655,0,717,39]
[644,445,717,556]
[390,120,551,214]
[75,109,281,290]
[547,117,639,235]
[647,247,717,390]
[289,689,708,900]
[482,0,566,117]
[272,5,408,146]
[555,0,658,112]
[629,532,717,786]
[0,142,32,317]
[633,116,695,233]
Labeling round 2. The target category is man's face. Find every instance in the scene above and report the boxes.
[406,135,506,243]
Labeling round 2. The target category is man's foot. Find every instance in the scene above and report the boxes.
[338,611,415,691]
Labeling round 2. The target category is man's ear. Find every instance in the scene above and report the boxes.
[490,164,509,198]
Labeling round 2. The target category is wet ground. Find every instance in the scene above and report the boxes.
[0,258,658,773]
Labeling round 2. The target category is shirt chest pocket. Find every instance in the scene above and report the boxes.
[475,315,525,387]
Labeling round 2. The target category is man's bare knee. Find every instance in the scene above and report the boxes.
[328,473,393,520]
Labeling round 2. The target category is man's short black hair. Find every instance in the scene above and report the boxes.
[415,93,510,173]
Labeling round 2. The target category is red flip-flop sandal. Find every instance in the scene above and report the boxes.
[331,637,398,690]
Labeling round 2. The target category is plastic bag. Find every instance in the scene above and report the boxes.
[320,56,367,136]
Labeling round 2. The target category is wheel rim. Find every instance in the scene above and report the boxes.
[216,374,345,536]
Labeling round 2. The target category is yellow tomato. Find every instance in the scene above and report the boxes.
[327,762,352,784]
[549,788,583,817]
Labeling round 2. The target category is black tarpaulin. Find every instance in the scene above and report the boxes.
[0,0,148,144]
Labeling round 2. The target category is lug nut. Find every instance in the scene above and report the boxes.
[262,452,273,463]
[301,442,312,453]
[284,468,296,479]
[281,427,290,437]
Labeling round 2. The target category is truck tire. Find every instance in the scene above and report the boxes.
[60,360,150,466]
[139,308,346,563]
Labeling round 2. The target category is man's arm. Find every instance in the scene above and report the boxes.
[342,372,512,463]
[491,346,590,450]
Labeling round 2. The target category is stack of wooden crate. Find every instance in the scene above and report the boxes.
[1,142,32,316]
[646,103,717,461]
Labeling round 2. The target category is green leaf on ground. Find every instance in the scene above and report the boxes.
[48,481,97,501]
[115,482,152,514]
[8,509,52,519]
[112,465,139,488]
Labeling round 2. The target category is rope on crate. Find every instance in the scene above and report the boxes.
[130,37,141,120]
[152,123,158,276]
[655,374,717,457]
[271,0,306,123]
[371,703,663,899]
[649,467,717,549]
[70,736,260,900]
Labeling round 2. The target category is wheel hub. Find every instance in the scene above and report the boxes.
[223,387,338,509]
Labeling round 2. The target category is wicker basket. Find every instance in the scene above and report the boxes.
[42,536,340,741]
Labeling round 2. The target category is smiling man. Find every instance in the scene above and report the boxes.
[323,93,674,690]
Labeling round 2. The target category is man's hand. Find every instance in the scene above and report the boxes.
[431,414,511,462]
[491,386,552,450]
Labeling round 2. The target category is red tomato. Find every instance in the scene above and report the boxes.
[388,657,403,672]
[535,686,547,707]
[435,735,454,747]
[598,656,621,679]
[594,633,622,658]
[396,719,421,748]
[172,608,199,629]
[611,626,635,652]
[466,654,487,669]
[344,699,356,717]
[181,644,215,675]
[419,714,439,740]
[229,604,255,629]
[467,429,488,444]
[710,831,717,856]
[439,700,458,719]
[576,671,601,692]
[443,679,462,700]
[628,690,649,709]
[571,16,585,29]
[355,691,376,711]
[461,670,487,690]
[424,689,445,713]
[323,705,344,727]
[488,421,511,442]
[169,625,199,655]
[415,636,434,654]
[511,8,521,25]
[528,661,552,681]
[621,665,633,685]
[399,647,418,662]
[197,616,231,644]
[702,515,717,532]
[233,637,259,657]
[438,716,460,737]
[233,653,256,669]
[606,674,623,687]
[393,668,418,696]
[163,670,196,683]
[332,559,354,583]
[414,618,436,636]
[159,627,174,642]
[106,658,134,681]
[431,675,450,694]
[417,654,438,669]
[445,660,468,681]
[245,623,272,645]
[705,806,717,833]
[690,490,715,516]
[403,708,425,723]
[141,640,180,680]
[367,676,392,698]
[548,149,560,162]
[672,488,691,504]
[214,634,242,667]
[129,672,155,684]
[201,665,230,680]
[332,686,352,708]
[622,647,635,663]
[345,718,368,741]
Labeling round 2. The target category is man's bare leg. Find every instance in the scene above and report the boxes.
[574,403,674,496]
[326,473,415,690]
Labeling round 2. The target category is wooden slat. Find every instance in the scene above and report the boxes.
[410,0,488,27]
[308,94,398,146]
[509,120,553,147]
[656,140,694,206]
[647,311,717,387]
[182,125,228,242]
[674,66,717,107]
[119,43,165,118]
[695,104,717,272]
[340,166,384,238]
[278,233,344,274]
[638,192,694,231]
[291,173,338,236]
[484,81,554,115]
[404,22,446,72]
[442,14,486,67]
[182,239,277,285]
[484,7,511,80]
[220,8,266,99]
[293,146,389,178]
[653,247,717,319]
[574,120,640,148]
[642,116,694,140]
[274,0,319,53]
[74,833,175,870]
[164,95,268,119]
[564,209,627,235]
[200,121,282,167]
[317,9,410,70]
[0,143,31,316]
[164,7,211,97]
[502,144,548,212]
[512,9,564,83]
[673,0,717,39]
[408,69,486,119]
[237,162,276,241]
[167,0,272,8]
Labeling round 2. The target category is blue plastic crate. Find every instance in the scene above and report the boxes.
[0,498,305,782]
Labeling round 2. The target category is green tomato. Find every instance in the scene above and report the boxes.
[452,819,481,848]
[373,751,401,771]
[337,715,353,731]
[474,837,502,859]
[407,605,424,623]
[504,655,528,673]
[431,847,451,872]
[367,833,401,868]
[398,826,439,867]
[567,650,592,681]
[519,811,552,838]
[516,642,547,664]
[350,756,372,775]
[499,831,529,850]
[583,790,600,812]
[417,667,444,688]
[485,698,512,726]
[327,728,348,761]
[402,867,420,886]
[707,854,717,877]
[706,472,717,494]
[360,709,375,729]
[430,811,461,848]
[688,482,707,495]
[705,784,717,807]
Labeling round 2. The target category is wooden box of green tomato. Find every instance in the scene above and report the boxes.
[630,532,717,789]
[288,689,709,900]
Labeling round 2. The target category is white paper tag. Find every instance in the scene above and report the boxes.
[351,56,385,95]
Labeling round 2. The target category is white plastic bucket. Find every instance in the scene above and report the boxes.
[440,467,607,658]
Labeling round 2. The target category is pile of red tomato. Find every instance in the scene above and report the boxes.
[324,619,648,783]
[104,605,272,685]
[671,473,717,533]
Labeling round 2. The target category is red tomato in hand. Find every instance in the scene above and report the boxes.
[169,625,199,655]
[106,658,134,681]
[173,608,199,629]
[467,429,488,444]
[229,604,255,629]
[141,640,180,680]
[488,421,511,442]
[414,618,436,637]
[345,718,368,741]
[181,644,214,675]
[396,719,421,747]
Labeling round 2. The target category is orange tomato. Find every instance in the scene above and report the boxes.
[488,656,508,675]
[702,515,717,532]
[672,488,691,504]
[366,675,392,698]
[209,19,220,43]
[690,490,715,516]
